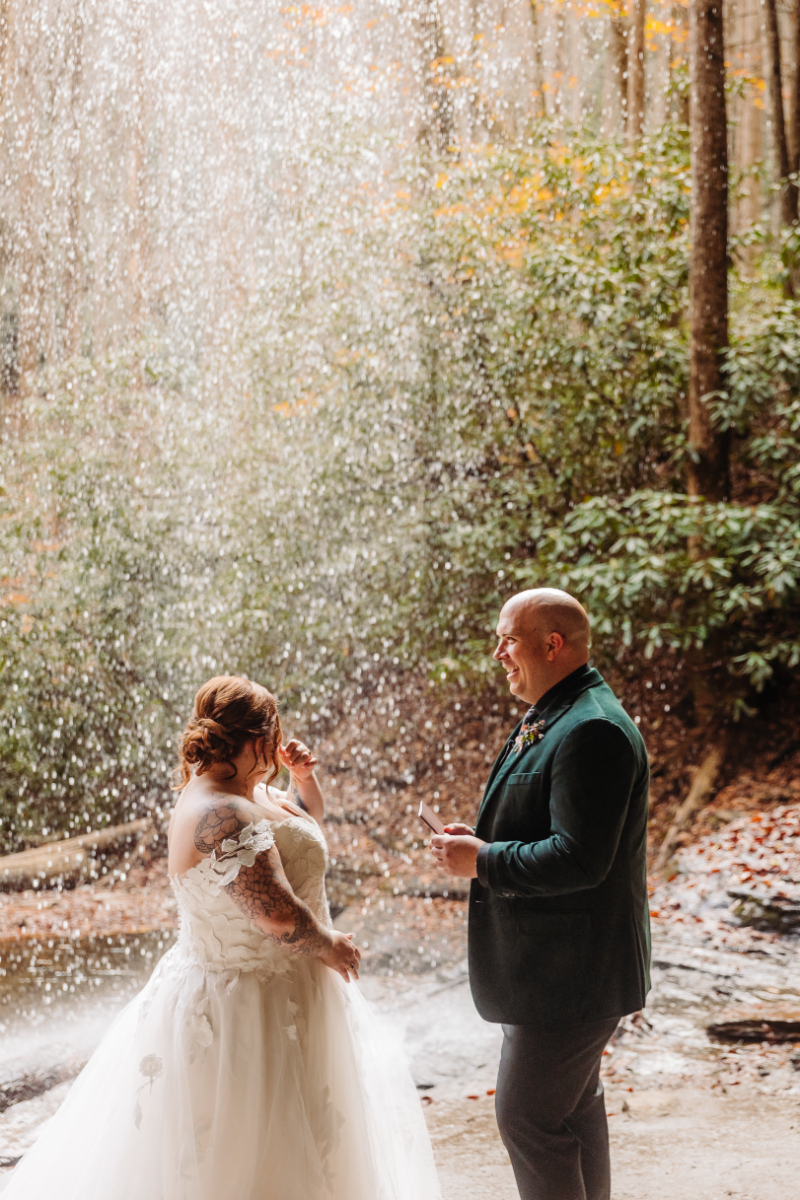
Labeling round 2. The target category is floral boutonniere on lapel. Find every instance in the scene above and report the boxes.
[512,716,546,754]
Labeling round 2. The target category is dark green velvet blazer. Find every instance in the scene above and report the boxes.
[469,664,651,1027]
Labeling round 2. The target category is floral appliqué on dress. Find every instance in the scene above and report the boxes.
[207,822,276,887]
[134,1054,163,1130]
[512,717,546,754]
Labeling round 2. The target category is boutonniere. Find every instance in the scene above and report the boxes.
[512,717,546,754]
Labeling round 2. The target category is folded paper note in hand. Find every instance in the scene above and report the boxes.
[418,800,445,836]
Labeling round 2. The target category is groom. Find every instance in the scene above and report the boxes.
[431,588,650,1200]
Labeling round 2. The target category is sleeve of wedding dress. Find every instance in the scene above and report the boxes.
[205,821,276,888]
[204,816,331,957]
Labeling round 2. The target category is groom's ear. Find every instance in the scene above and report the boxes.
[545,631,566,660]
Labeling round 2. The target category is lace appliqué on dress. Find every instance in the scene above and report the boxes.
[196,820,276,890]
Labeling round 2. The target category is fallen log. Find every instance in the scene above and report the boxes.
[0,819,155,891]
[0,1051,89,1114]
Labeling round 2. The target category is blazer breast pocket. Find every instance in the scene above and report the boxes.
[503,769,543,797]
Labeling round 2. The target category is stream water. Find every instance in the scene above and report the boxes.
[0,930,176,1038]
[0,928,179,1173]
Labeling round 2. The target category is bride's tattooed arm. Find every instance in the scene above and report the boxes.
[227,848,331,957]
[192,801,332,958]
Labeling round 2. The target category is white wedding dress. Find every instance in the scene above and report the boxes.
[5,804,441,1199]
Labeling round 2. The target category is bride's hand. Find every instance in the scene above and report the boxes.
[320,931,361,983]
[278,739,318,782]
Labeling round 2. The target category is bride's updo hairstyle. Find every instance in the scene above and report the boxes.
[173,675,282,790]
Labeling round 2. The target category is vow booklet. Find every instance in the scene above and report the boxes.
[418,800,445,836]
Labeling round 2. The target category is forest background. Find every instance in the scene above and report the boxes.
[1,0,800,866]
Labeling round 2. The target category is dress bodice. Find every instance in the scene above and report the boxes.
[171,814,330,983]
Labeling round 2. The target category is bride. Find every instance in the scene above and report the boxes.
[5,675,441,1200]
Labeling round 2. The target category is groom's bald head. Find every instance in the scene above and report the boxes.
[504,588,591,655]
[494,588,591,705]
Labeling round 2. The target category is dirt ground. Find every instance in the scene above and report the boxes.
[426,1088,800,1200]
[355,801,800,1200]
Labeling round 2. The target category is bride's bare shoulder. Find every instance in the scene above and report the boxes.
[178,784,264,856]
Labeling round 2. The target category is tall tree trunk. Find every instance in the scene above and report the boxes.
[736,0,764,239]
[602,21,619,135]
[128,2,147,346]
[0,0,17,397]
[64,0,84,358]
[553,1,566,128]
[688,0,730,728]
[13,5,44,388]
[789,0,800,173]
[530,0,547,120]
[761,0,798,225]
[609,7,629,134]
[627,0,646,142]
[671,2,690,126]
[688,0,729,503]
[415,0,454,158]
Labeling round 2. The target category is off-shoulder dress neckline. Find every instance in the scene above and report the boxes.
[171,813,315,888]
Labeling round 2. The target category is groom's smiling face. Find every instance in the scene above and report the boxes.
[493,602,548,705]
[493,590,591,706]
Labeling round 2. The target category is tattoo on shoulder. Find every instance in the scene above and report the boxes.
[193,800,248,855]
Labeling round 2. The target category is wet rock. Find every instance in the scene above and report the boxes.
[707,1017,800,1044]
[728,889,800,934]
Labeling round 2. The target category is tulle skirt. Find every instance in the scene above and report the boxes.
[4,947,441,1200]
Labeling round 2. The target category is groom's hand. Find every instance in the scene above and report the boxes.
[430,833,485,878]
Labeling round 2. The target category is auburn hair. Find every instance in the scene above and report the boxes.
[173,675,282,790]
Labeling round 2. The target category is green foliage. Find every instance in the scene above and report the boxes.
[0,365,220,848]
[3,123,800,849]
[232,127,695,679]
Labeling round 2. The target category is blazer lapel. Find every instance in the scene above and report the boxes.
[476,722,521,821]
[475,669,604,827]
[476,723,534,825]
